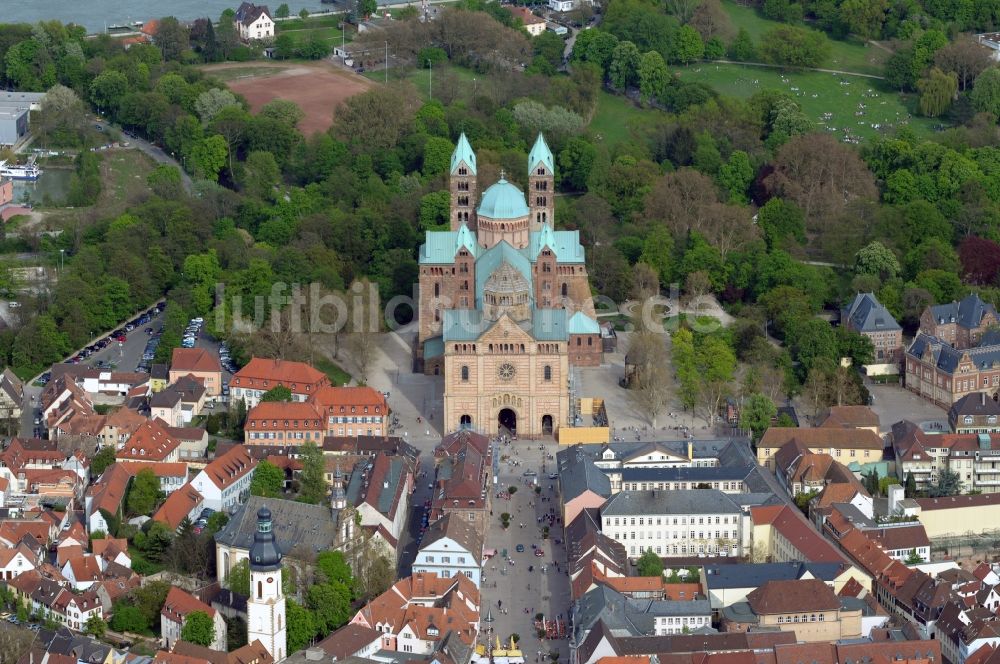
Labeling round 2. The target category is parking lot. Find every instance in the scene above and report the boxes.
[865,382,948,435]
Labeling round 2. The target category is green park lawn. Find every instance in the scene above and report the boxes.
[274,13,351,45]
[720,1,889,76]
[588,91,669,146]
[672,62,936,140]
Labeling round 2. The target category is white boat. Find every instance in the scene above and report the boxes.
[0,160,42,181]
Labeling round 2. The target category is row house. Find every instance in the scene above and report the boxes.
[430,431,491,538]
[412,513,484,587]
[346,452,414,563]
[244,402,325,444]
[190,444,256,512]
[41,375,96,438]
[893,420,1000,493]
[774,439,869,498]
[349,572,480,655]
[9,570,104,631]
[169,347,223,397]
[160,586,228,652]
[117,419,182,462]
[757,427,885,471]
[230,357,330,409]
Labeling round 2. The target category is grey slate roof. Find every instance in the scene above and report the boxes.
[558,445,612,502]
[907,332,1000,373]
[574,585,712,641]
[950,392,1000,419]
[619,465,750,483]
[929,293,998,329]
[843,293,901,333]
[418,512,484,558]
[215,495,343,562]
[703,561,850,590]
[601,489,740,516]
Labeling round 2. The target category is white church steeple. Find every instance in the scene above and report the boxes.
[247,506,287,662]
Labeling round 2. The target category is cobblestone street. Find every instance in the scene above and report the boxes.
[480,439,572,664]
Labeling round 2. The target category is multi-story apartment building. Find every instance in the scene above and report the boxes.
[950,392,1000,434]
[843,293,903,364]
[757,427,884,471]
[892,420,1000,493]
[600,489,746,558]
[244,402,325,444]
[312,386,388,438]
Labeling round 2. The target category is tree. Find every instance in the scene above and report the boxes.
[558,137,598,191]
[261,385,293,402]
[638,51,668,103]
[933,38,992,92]
[855,241,900,281]
[109,604,146,633]
[250,460,285,498]
[971,68,1000,118]
[35,85,88,147]
[207,511,229,534]
[718,151,753,203]
[156,17,191,61]
[85,614,106,638]
[959,236,1000,285]
[757,197,805,249]
[91,446,116,477]
[904,549,924,564]
[228,559,251,596]
[298,442,327,504]
[300,8,310,19]
[334,86,421,152]
[636,549,664,577]
[276,3,291,17]
[696,335,737,425]
[181,611,216,647]
[670,25,704,64]
[838,0,887,39]
[308,581,353,634]
[195,88,239,125]
[927,468,962,497]
[609,41,641,90]
[740,393,777,441]
[917,67,957,117]
[905,471,917,497]
[286,600,317,652]
[190,135,229,181]
[627,330,672,426]
[729,28,755,61]
[759,26,830,68]
[240,151,281,200]
[127,468,160,516]
[90,70,129,113]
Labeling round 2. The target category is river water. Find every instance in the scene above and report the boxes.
[4,1,333,33]
[12,169,73,207]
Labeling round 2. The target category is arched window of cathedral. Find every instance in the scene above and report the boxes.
[544,365,552,381]
[434,283,440,297]
[561,283,568,297]
[459,167,467,175]
[435,310,440,322]
[521,344,525,352]
[537,168,545,175]
[542,212,547,223]
[258,581,263,599]
[461,366,469,382]
[588,337,593,346]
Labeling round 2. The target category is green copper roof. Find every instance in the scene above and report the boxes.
[568,311,600,335]
[475,241,532,305]
[529,307,568,341]
[450,133,477,176]
[477,178,530,220]
[419,228,480,264]
[528,227,585,263]
[424,336,444,359]
[443,309,488,341]
[528,133,554,173]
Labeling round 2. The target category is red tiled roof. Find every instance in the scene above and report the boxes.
[162,586,216,622]
[153,483,204,530]
[311,385,386,411]
[747,579,841,614]
[508,6,545,24]
[752,505,845,563]
[819,406,880,429]
[760,427,884,451]
[171,348,221,374]
[88,463,133,517]
[246,401,323,424]
[65,555,101,582]
[200,444,256,490]
[233,357,328,392]
[117,461,188,478]
[119,420,181,461]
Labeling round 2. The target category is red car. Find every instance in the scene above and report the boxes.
[534,548,544,557]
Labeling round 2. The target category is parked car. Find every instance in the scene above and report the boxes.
[515,544,525,553]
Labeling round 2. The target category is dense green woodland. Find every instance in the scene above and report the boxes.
[0,0,1000,418]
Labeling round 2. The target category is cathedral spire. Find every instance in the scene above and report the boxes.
[450,132,477,175]
[528,133,554,174]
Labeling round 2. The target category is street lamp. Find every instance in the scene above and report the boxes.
[59,249,64,272]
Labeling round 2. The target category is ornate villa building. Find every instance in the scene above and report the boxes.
[416,133,600,438]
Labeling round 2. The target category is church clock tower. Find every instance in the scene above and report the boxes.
[247,506,287,662]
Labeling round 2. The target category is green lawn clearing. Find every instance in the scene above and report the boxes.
[275,13,350,46]
[721,1,889,76]
[674,62,936,140]
[588,91,669,146]
[315,358,353,386]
